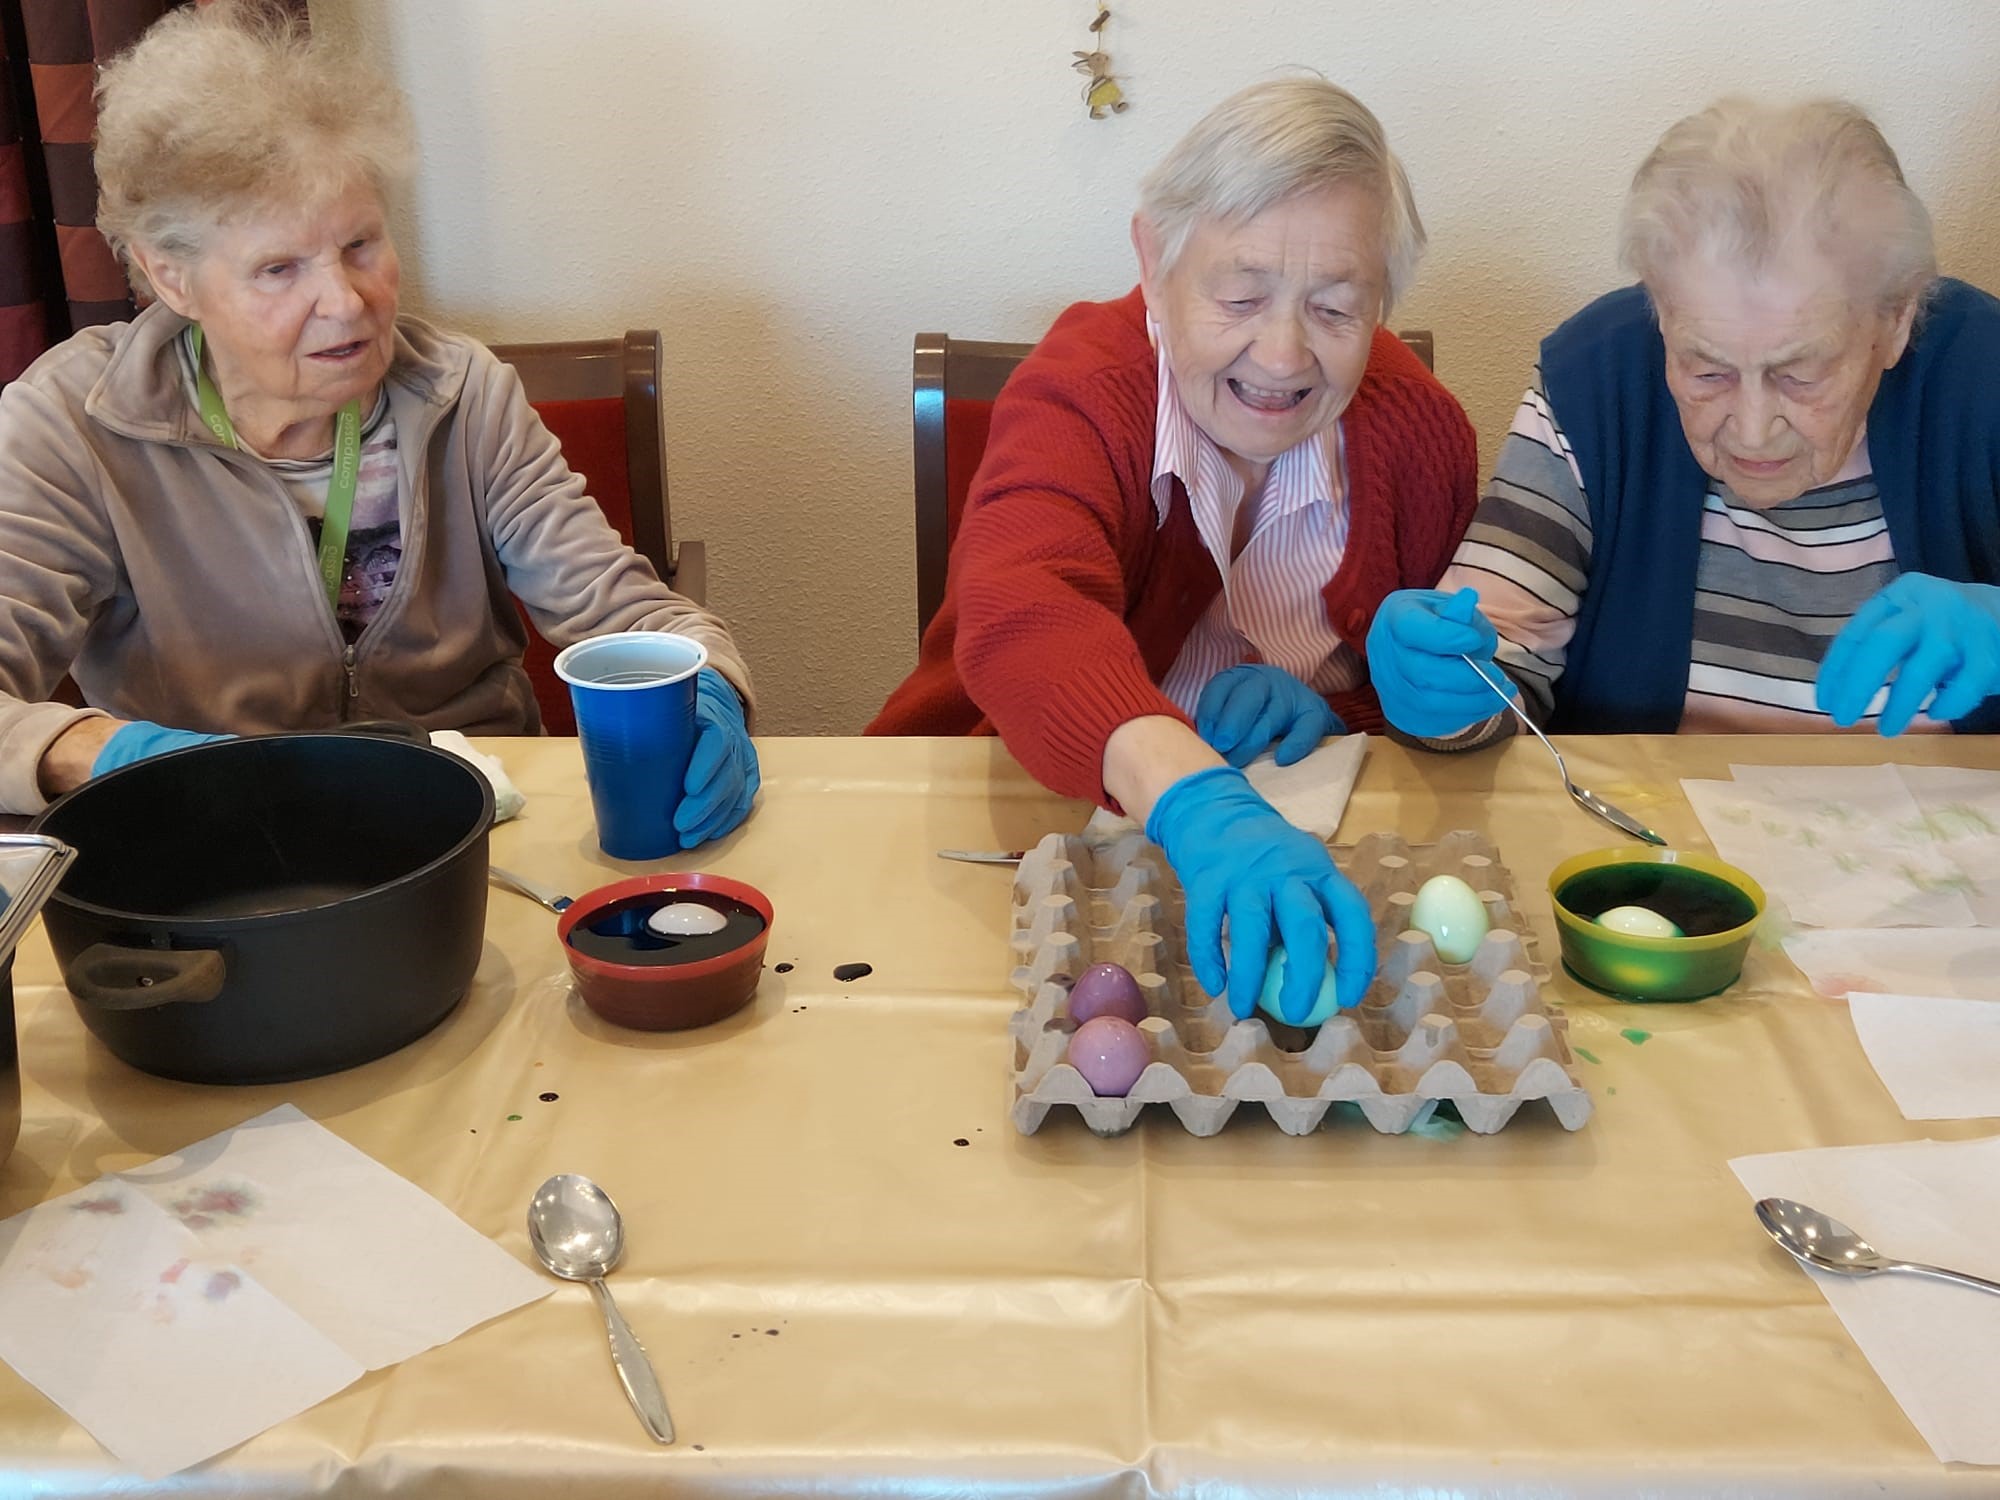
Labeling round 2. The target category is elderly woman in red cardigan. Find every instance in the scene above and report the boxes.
[870,77,1478,1026]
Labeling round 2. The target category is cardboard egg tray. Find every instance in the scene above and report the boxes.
[1007,829,1591,1137]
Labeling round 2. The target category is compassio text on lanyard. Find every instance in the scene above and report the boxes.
[188,324,363,613]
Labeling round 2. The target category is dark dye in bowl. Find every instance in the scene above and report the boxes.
[1554,862,1758,938]
[563,893,766,967]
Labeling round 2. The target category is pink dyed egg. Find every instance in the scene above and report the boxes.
[1066,961,1147,1025]
[1066,1015,1151,1097]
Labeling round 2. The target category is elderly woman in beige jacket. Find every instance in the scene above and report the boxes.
[0,2,757,843]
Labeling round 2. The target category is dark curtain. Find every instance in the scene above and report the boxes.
[0,0,308,385]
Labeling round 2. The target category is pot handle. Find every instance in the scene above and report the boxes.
[65,944,227,1011]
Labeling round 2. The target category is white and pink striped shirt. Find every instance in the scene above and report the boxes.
[1149,334,1364,714]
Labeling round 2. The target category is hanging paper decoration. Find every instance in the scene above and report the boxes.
[1072,5,1128,119]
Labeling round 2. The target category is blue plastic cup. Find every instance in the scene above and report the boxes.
[554,632,709,861]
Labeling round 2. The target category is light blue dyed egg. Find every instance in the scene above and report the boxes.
[1254,946,1341,1028]
[1408,874,1489,964]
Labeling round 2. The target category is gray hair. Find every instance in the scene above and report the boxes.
[1137,76,1426,316]
[94,0,413,294]
[1619,97,1936,312]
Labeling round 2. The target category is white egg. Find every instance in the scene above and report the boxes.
[1596,904,1683,940]
[647,900,729,938]
[1408,874,1490,964]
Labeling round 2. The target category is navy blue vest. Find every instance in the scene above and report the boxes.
[1538,277,2000,733]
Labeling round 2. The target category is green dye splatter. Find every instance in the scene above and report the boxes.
[1620,1028,1652,1046]
[506,1113,523,1122]
[1574,1046,1601,1065]
[1607,1086,1618,1096]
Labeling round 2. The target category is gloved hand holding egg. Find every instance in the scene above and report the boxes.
[1143,764,1376,1027]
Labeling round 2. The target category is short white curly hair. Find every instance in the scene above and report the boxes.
[1620,96,1935,313]
[94,0,414,294]
[1137,75,1426,316]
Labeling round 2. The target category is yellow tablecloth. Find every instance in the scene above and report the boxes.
[4,733,1998,1496]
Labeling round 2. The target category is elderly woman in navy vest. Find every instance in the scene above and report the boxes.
[1367,97,2000,745]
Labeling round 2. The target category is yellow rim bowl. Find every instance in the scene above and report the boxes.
[1547,847,1766,1002]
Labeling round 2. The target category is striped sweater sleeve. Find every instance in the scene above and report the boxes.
[1426,370,1597,748]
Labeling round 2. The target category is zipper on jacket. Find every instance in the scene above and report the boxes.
[343,644,360,706]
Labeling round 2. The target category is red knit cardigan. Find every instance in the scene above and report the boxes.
[867,288,1479,804]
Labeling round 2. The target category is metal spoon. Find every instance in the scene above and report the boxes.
[489,865,572,913]
[1457,654,1665,846]
[936,849,1027,865]
[1755,1196,2000,1298]
[527,1174,674,1444]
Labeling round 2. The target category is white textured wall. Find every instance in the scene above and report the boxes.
[311,0,2000,735]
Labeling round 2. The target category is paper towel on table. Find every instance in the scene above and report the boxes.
[1846,992,2000,1120]
[1083,733,1369,844]
[429,730,525,821]
[1782,928,2000,1001]
[1731,1134,2000,1464]
[0,1104,548,1478]
[1681,765,1980,928]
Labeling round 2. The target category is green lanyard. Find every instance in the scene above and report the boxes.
[189,324,363,613]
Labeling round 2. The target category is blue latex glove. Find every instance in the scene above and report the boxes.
[91,720,231,776]
[1144,765,1377,1025]
[1195,663,1346,768]
[675,668,760,849]
[1817,574,2000,736]
[1364,586,1516,737]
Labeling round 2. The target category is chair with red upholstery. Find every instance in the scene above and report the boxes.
[910,333,1034,642]
[489,330,703,733]
[910,327,1435,644]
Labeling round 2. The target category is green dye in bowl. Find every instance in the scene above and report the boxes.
[1549,848,1764,1003]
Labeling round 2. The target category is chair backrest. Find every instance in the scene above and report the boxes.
[911,333,1035,640]
[489,329,680,734]
[910,327,1436,642]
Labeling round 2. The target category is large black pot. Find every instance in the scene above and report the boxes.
[29,731,494,1085]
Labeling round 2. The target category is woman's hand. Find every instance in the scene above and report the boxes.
[37,717,122,800]
[1144,764,1377,1024]
[674,669,759,849]
[1194,663,1345,767]
[38,717,234,800]
[1365,587,1514,737]
[1817,574,2000,734]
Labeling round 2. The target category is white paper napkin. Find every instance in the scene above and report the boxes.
[1083,733,1368,844]
[0,1105,548,1477]
[1847,993,2000,1119]
[1730,1134,2000,1464]
[429,730,526,822]
[1682,766,1980,928]
[1782,928,2000,1000]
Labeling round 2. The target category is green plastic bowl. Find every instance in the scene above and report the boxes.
[1548,847,1765,1002]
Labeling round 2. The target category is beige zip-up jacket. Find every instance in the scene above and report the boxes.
[0,303,750,813]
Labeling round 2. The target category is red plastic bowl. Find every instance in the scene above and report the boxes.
[556,872,774,1031]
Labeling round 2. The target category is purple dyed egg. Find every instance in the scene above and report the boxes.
[1066,1015,1152,1097]
[1067,961,1148,1025]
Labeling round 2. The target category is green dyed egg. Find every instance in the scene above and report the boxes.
[1254,946,1340,1028]
[1409,874,1489,964]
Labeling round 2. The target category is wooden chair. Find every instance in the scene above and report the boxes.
[489,329,704,734]
[911,327,1436,641]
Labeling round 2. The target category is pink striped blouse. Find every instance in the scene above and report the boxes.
[1149,334,1363,715]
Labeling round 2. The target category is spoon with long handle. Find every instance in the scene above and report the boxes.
[527,1174,674,1443]
[1755,1196,2000,1298]
[489,865,573,913]
[1457,654,1666,846]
